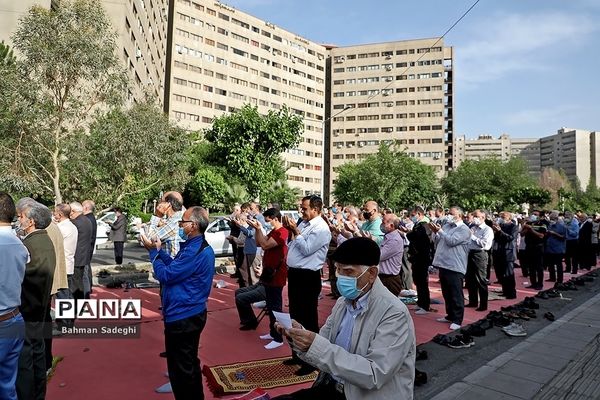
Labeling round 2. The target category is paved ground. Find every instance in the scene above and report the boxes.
[416,271,600,400]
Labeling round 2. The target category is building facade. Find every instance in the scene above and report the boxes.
[453,134,540,176]
[0,0,168,104]
[325,38,454,203]
[165,0,327,196]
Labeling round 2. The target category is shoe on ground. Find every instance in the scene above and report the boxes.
[447,335,474,349]
[415,308,429,315]
[475,306,487,312]
[544,312,556,321]
[465,303,478,308]
[416,348,428,361]
[259,333,273,340]
[239,322,258,331]
[264,340,284,350]
[400,289,418,297]
[159,351,167,358]
[415,368,428,386]
[449,323,461,330]
[295,365,317,376]
[436,317,450,323]
[502,322,527,337]
[282,358,300,366]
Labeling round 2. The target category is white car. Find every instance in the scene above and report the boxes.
[205,217,233,257]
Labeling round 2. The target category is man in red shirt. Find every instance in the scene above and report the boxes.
[235,208,288,350]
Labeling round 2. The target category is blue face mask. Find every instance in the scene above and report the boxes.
[178,227,188,241]
[411,216,418,224]
[380,224,387,234]
[336,268,369,300]
[332,207,338,214]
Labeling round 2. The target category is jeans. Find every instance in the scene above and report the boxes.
[235,283,267,326]
[0,314,25,400]
[165,311,207,400]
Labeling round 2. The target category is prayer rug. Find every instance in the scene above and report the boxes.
[202,357,318,396]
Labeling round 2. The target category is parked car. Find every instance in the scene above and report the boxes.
[95,212,142,247]
[205,216,233,257]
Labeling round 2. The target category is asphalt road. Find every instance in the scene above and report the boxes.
[91,244,232,266]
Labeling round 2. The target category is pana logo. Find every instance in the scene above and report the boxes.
[56,299,142,320]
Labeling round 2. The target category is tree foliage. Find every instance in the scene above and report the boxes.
[0,41,15,66]
[262,180,302,210]
[333,145,438,210]
[79,101,190,211]
[538,167,573,208]
[442,157,540,211]
[3,0,128,203]
[203,104,303,198]
[185,167,229,212]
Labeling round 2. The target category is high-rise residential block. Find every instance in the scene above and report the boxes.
[325,38,454,203]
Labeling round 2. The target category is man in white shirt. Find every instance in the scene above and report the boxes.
[53,204,78,284]
[285,195,332,376]
[465,210,494,311]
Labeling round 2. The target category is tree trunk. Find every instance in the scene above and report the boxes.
[53,150,62,205]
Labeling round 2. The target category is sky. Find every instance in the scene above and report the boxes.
[224,0,600,139]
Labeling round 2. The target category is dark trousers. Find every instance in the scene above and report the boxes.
[17,323,46,400]
[265,285,284,342]
[518,250,528,277]
[44,303,53,371]
[439,268,464,325]
[411,260,431,310]
[164,311,207,400]
[400,248,413,290]
[378,273,403,297]
[565,240,578,273]
[288,268,321,361]
[546,253,564,283]
[485,249,493,280]
[113,241,124,265]
[493,253,517,299]
[235,283,266,326]
[272,378,346,399]
[527,246,545,288]
[466,250,489,309]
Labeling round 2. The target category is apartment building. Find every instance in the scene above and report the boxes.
[165,0,327,196]
[0,0,168,104]
[325,38,454,202]
[453,134,540,176]
[540,128,600,189]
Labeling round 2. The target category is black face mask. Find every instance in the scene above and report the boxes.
[363,211,372,220]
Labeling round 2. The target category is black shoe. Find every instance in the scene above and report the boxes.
[475,306,487,312]
[415,368,428,386]
[416,348,428,361]
[536,291,549,299]
[282,358,300,366]
[465,303,478,308]
[544,312,556,321]
[159,351,167,358]
[295,365,316,376]
[239,322,258,331]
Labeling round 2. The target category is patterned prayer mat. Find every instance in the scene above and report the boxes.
[202,357,318,396]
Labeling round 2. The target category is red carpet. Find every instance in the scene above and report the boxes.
[47,265,596,399]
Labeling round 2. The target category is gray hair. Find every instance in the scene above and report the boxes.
[69,202,83,213]
[83,200,95,212]
[16,197,36,213]
[189,206,209,233]
[23,202,52,229]
[450,206,465,218]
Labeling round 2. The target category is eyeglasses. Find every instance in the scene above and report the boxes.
[178,220,194,225]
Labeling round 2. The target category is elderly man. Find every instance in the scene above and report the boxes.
[82,200,97,294]
[53,204,78,291]
[108,207,127,265]
[0,193,28,400]
[429,206,471,330]
[407,206,434,315]
[141,206,215,400]
[378,213,404,296]
[492,212,519,299]
[147,192,184,259]
[544,212,566,284]
[69,202,93,300]
[273,237,416,400]
[465,210,494,311]
[355,201,384,245]
[563,211,579,274]
[16,201,56,400]
[285,195,332,376]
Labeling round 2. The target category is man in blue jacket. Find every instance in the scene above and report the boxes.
[142,206,215,400]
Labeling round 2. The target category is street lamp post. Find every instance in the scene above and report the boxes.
[321,105,352,203]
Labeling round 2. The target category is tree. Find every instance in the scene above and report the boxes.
[185,167,229,212]
[262,180,302,210]
[79,100,190,211]
[506,186,551,209]
[4,0,127,204]
[442,157,538,211]
[539,167,572,208]
[333,145,438,210]
[0,41,15,66]
[203,104,304,198]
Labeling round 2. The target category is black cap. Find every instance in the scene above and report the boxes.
[331,237,380,266]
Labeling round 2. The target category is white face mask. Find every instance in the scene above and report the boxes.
[445,215,456,224]
[472,217,482,226]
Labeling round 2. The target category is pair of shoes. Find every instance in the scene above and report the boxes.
[465,303,478,308]
[536,291,549,299]
[436,317,450,323]
[259,333,273,340]
[415,308,429,315]
[239,322,258,331]
[473,319,493,330]
[449,323,461,331]
[432,333,452,346]
[546,289,561,298]
[544,312,556,321]
[159,351,167,358]
[502,322,527,337]
[295,365,316,376]
[523,297,540,309]
[447,334,474,349]
[460,325,486,337]
[264,340,284,350]
[416,348,428,361]
[282,358,300,366]
[475,306,487,312]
